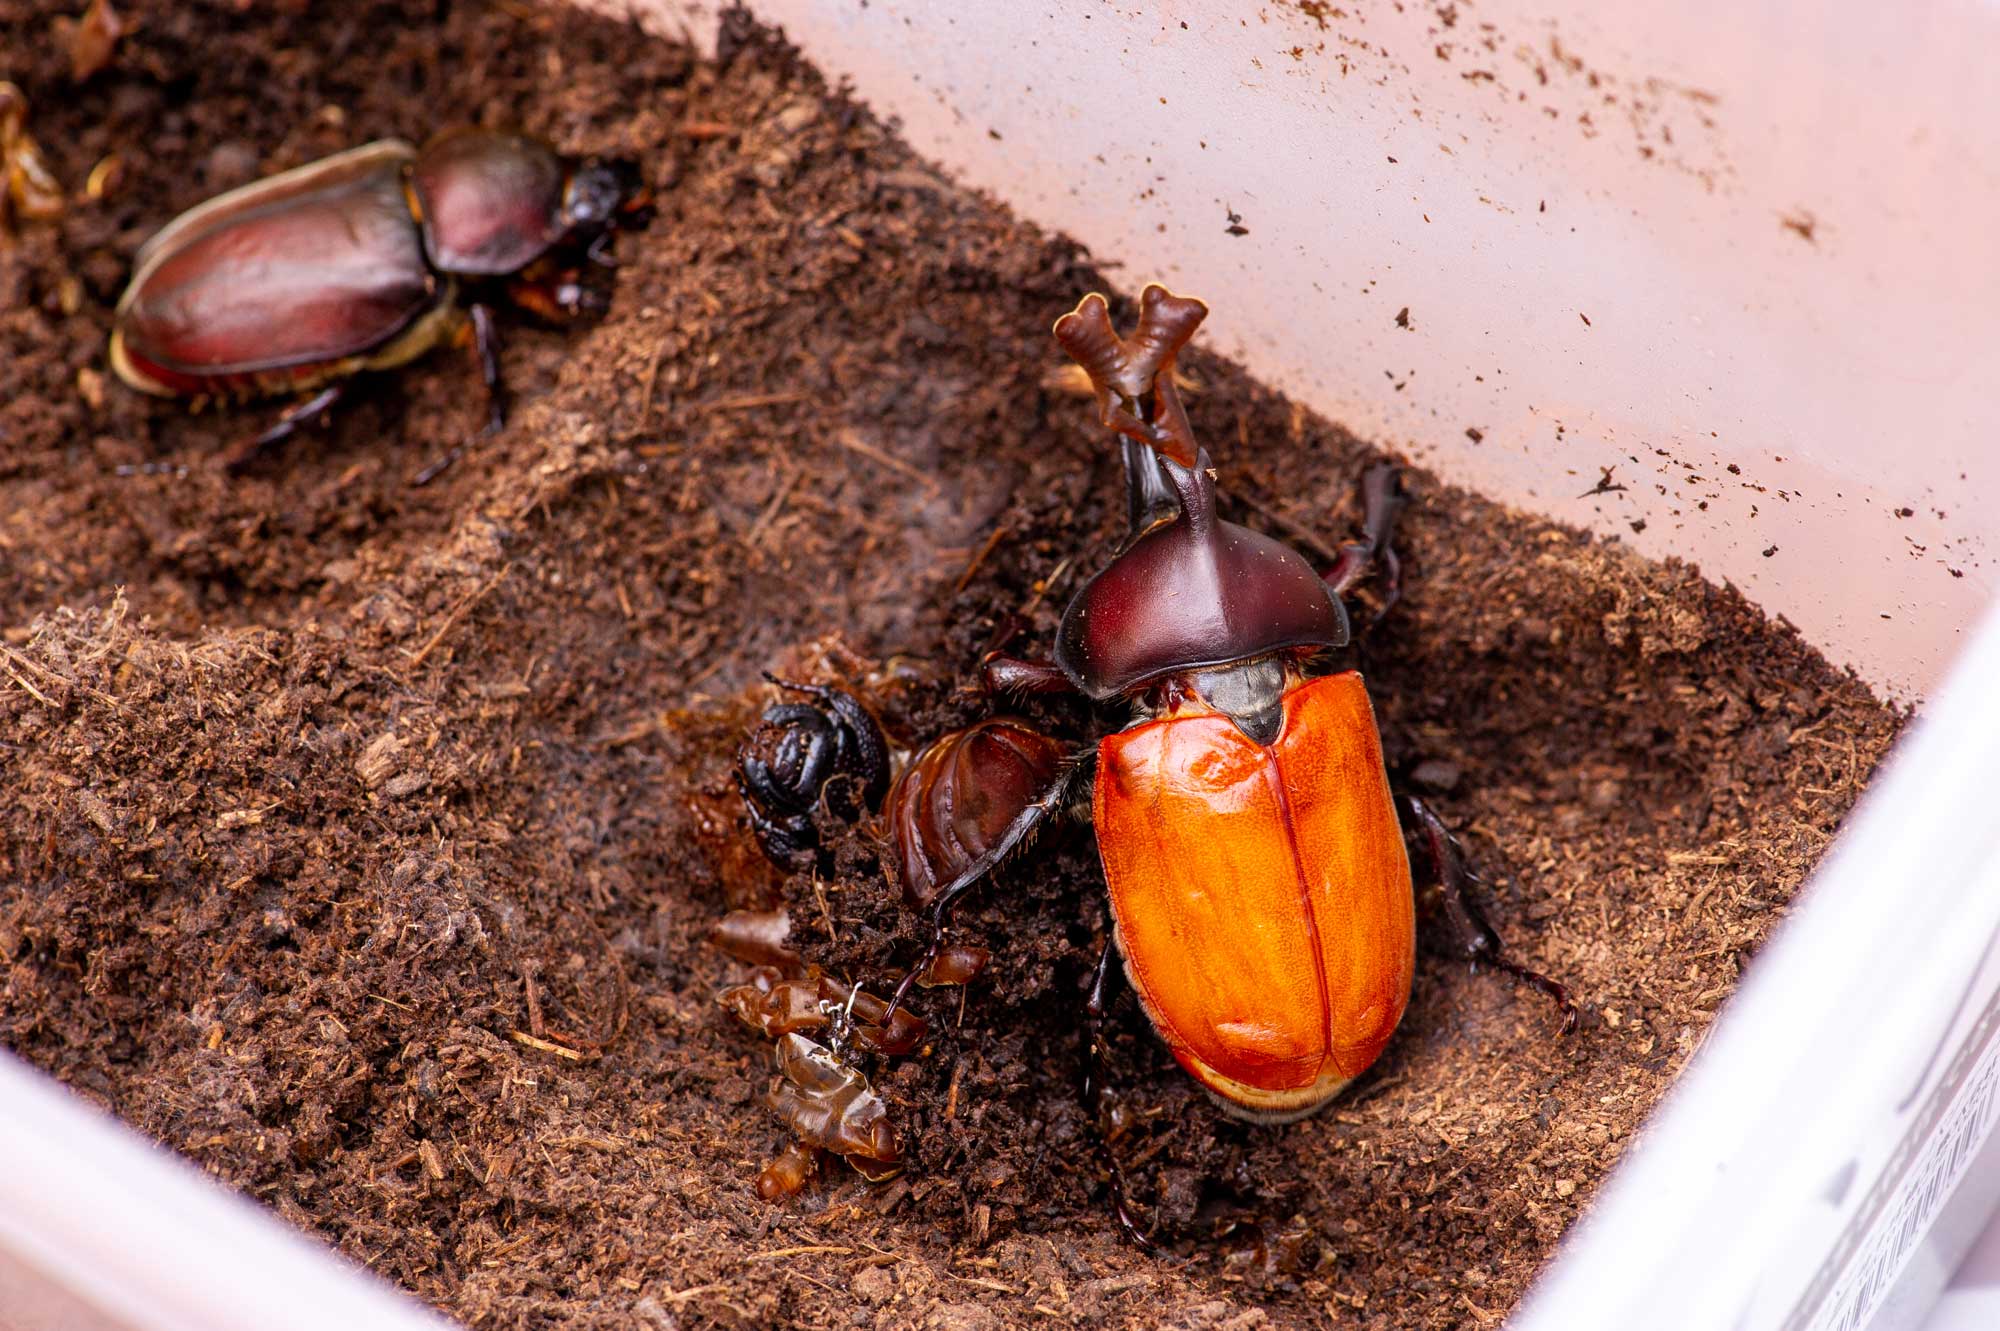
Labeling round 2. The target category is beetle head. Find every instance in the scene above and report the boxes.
[562,157,652,237]
[1053,450,1349,700]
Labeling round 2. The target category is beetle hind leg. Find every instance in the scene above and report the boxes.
[1405,794,1578,1033]
[469,302,506,435]
[217,383,346,472]
[1083,935,1159,1252]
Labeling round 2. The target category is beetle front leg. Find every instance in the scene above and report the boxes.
[1322,462,1408,618]
[1404,794,1578,1033]
[469,302,506,435]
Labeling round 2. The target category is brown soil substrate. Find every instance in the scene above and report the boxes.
[0,4,1902,1328]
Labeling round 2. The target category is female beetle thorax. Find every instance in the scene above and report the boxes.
[409,129,568,275]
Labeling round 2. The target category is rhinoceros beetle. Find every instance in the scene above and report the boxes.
[109,129,650,468]
[728,286,1574,1235]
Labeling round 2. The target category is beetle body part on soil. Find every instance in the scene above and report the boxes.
[755,1141,821,1201]
[718,965,926,1057]
[766,1033,900,1183]
[915,943,990,988]
[883,717,1066,910]
[1,82,66,229]
[107,128,649,451]
[709,905,802,970]
[736,677,890,869]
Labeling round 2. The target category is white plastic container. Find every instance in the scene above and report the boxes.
[3,3,1995,1327]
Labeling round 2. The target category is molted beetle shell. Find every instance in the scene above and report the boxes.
[1054,501,1350,701]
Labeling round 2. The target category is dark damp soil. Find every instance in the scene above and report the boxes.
[0,4,1902,1328]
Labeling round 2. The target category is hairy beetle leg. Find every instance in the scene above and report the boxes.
[1405,794,1578,1033]
[979,652,1076,696]
[1322,462,1409,624]
[218,383,347,472]
[1085,936,1159,1253]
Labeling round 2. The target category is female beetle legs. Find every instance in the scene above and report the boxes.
[1404,794,1578,1033]
[1086,936,1159,1252]
[217,384,348,471]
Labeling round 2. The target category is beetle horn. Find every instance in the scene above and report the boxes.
[1053,284,1208,467]
[1158,446,1218,535]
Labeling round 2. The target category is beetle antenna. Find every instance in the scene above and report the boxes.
[1053,285,1208,466]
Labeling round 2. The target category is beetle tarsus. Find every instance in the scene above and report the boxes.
[220,383,346,471]
[1405,794,1578,1034]
[410,446,463,487]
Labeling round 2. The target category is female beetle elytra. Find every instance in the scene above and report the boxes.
[726,286,1573,1232]
[109,128,650,468]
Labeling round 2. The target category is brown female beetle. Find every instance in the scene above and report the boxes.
[109,129,649,466]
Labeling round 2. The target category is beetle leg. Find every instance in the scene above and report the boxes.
[979,652,1078,697]
[218,383,346,472]
[469,302,506,435]
[1404,794,1578,1033]
[1321,463,1408,619]
[1083,935,1158,1252]
[585,229,622,269]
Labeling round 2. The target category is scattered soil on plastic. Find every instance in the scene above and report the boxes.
[0,4,1902,1328]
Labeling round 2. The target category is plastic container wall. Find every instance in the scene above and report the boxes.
[603,0,1999,700]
